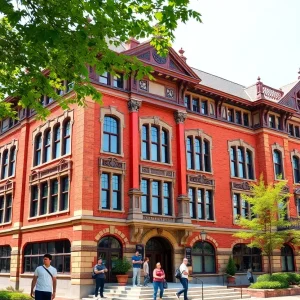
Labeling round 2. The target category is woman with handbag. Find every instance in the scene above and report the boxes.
[152,262,165,300]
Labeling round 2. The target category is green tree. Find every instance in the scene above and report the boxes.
[0,0,201,119]
[234,176,300,275]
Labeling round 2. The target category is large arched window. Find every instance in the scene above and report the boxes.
[62,119,71,155]
[186,136,211,172]
[192,241,216,274]
[8,147,16,177]
[273,150,283,179]
[24,240,71,273]
[1,150,8,179]
[142,125,170,163]
[43,130,51,163]
[0,246,11,273]
[232,244,262,272]
[53,125,61,159]
[34,134,42,166]
[103,116,119,154]
[293,156,300,183]
[230,146,254,179]
[281,244,295,272]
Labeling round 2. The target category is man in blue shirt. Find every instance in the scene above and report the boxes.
[132,251,143,287]
[93,258,108,299]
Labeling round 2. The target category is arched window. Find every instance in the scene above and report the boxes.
[230,146,254,179]
[62,119,71,155]
[293,156,300,183]
[34,134,42,166]
[103,116,119,154]
[281,244,295,272]
[1,150,8,179]
[273,150,283,179]
[99,236,121,249]
[53,125,61,159]
[232,244,262,272]
[24,240,71,273]
[186,136,211,172]
[192,241,216,273]
[8,147,16,177]
[0,246,11,273]
[142,124,170,163]
[43,130,51,163]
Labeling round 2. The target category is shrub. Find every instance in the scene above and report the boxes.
[225,256,236,276]
[0,291,31,300]
[250,281,288,289]
[112,257,132,274]
[284,272,300,284]
[257,273,289,287]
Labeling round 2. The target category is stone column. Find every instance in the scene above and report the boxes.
[174,111,191,223]
[127,99,143,220]
[9,242,21,290]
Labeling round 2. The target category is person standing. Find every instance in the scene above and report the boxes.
[93,258,108,299]
[152,262,165,300]
[30,253,57,300]
[143,257,150,286]
[132,250,143,287]
[175,258,189,300]
[247,268,254,284]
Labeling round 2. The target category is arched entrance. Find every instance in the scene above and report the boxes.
[98,236,122,282]
[145,237,173,282]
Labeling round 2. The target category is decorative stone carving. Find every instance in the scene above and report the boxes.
[294,188,300,195]
[179,230,192,246]
[166,87,175,99]
[282,185,290,193]
[174,111,187,124]
[231,181,251,191]
[143,215,176,222]
[139,80,148,91]
[157,228,163,235]
[130,225,144,243]
[100,157,125,170]
[140,166,175,178]
[0,180,13,193]
[152,50,167,65]
[128,99,142,112]
[188,174,214,186]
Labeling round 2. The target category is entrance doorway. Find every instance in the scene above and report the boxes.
[145,237,173,282]
[98,236,122,283]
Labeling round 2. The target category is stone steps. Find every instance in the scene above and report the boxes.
[83,285,251,300]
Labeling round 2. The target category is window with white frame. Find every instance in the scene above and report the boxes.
[0,141,18,180]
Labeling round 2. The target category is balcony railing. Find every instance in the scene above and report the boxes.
[277,217,300,231]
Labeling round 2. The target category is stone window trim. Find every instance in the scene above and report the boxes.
[228,139,256,180]
[99,163,125,212]
[220,104,251,127]
[0,140,18,182]
[0,180,14,226]
[100,106,125,157]
[140,177,175,217]
[290,149,300,184]
[271,143,285,180]
[28,160,71,220]
[139,117,173,165]
[185,129,213,174]
[188,184,216,222]
[31,110,74,168]
[184,93,215,117]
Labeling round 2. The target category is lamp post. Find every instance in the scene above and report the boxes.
[200,230,207,241]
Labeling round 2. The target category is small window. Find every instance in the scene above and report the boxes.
[0,194,12,224]
[235,111,242,124]
[289,124,294,136]
[0,246,11,273]
[34,134,42,166]
[53,125,61,159]
[233,193,251,220]
[62,120,71,155]
[99,72,110,85]
[243,113,249,127]
[1,150,9,179]
[192,97,200,113]
[269,115,276,129]
[273,150,283,179]
[8,147,16,177]
[189,187,214,220]
[40,182,48,215]
[61,177,69,210]
[201,100,208,115]
[31,186,39,217]
[113,73,123,89]
[101,173,121,210]
[227,109,234,122]
[50,179,59,213]
[43,130,51,163]
[103,116,119,154]
[184,95,191,109]
[295,126,300,138]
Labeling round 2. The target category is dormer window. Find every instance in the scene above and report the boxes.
[184,94,214,116]
[113,74,124,89]
[269,115,276,129]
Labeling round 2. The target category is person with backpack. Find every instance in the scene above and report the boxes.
[247,268,254,284]
[93,258,108,299]
[175,258,189,300]
[30,253,57,300]
[153,262,165,300]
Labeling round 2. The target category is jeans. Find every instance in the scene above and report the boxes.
[178,278,188,300]
[132,267,141,286]
[95,277,105,297]
[153,281,164,300]
[144,274,150,286]
[35,290,52,300]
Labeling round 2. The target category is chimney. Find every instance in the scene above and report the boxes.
[125,38,140,50]
[178,48,187,61]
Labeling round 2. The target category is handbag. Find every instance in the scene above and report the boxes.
[163,279,168,289]
[175,268,182,279]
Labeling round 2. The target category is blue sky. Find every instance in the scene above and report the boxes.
[173,0,300,89]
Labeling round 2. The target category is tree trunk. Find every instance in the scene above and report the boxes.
[268,254,272,275]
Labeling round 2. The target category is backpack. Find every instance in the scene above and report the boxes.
[92,265,97,279]
[175,268,182,279]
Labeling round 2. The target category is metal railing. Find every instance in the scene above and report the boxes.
[194,277,204,300]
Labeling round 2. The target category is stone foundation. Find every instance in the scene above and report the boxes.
[244,287,300,298]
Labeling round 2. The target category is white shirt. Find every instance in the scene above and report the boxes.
[34,265,57,292]
[180,263,188,279]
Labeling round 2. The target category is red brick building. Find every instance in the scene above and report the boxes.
[1,40,300,299]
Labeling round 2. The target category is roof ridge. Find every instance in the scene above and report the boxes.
[192,67,246,88]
